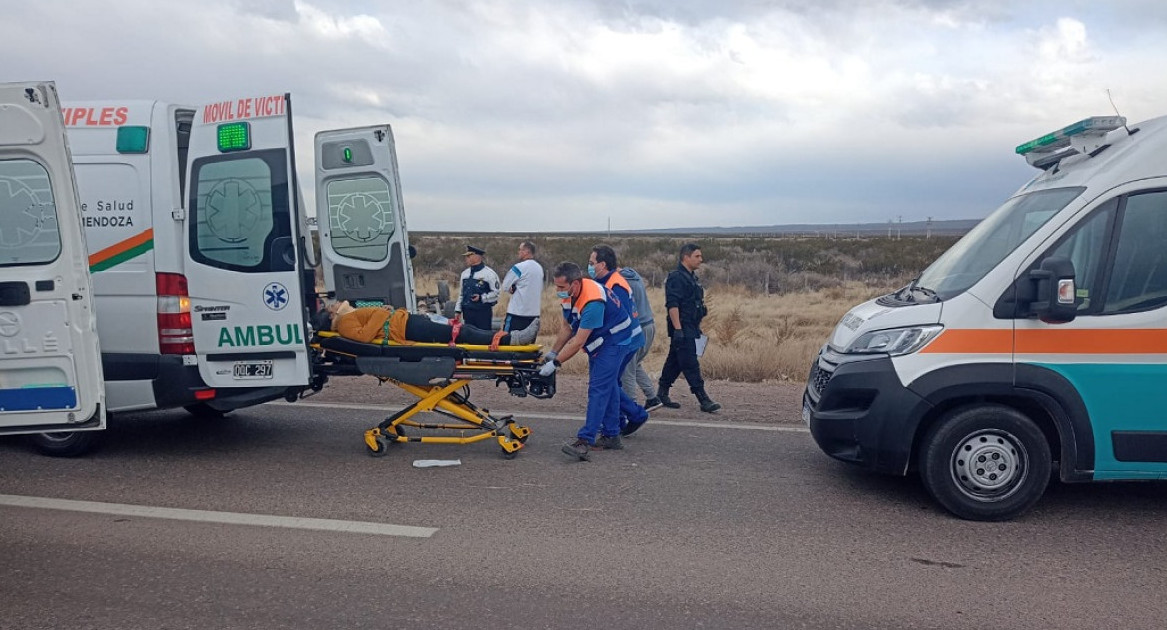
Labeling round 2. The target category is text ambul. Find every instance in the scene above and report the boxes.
[202,95,286,124]
[217,324,303,347]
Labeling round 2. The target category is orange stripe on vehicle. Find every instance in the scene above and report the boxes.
[1016,329,1167,354]
[88,229,153,267]
[921,328,1167,354]
[920,329,1012,354]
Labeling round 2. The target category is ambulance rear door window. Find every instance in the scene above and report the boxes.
[0,159,62,266]
[188,149,289,273]
[325,176,397,263]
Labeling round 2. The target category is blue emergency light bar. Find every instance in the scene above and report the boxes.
[1015,116,1126,156]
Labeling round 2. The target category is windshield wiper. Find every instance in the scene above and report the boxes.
[895,277,920,303]
[912,284,939,300]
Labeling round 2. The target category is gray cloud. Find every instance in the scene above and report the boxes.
[4,0,1165,231]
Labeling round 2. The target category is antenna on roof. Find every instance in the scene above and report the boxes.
[1106,89,1133,134]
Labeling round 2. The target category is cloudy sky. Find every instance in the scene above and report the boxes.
[5,0,1166,231]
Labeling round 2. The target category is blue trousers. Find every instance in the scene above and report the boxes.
[578,343,626,443]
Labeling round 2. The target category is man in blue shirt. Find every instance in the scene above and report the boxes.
[539,261,644,460]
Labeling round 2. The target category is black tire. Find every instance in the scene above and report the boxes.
[918,404,1051,521]
[184,403,229,418]
[367,436,390,458]
[28,431,99,458]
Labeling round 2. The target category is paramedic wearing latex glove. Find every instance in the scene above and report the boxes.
[454,245,500,332]
[588,244,649,436]
[545,262,642,460]
[501,240,544,335]
[657,242,720,413]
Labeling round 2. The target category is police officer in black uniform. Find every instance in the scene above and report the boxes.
[657,243,721,413]
[455,245,500,331]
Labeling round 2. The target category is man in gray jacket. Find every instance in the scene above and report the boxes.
[619,267,663,414]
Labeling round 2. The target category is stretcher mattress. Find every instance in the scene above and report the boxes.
[316,332,542,361]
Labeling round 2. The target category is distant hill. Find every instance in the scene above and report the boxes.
[622,218,979,237]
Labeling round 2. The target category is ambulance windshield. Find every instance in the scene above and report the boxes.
[915,187,1084,299]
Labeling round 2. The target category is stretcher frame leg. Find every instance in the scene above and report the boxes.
[363,378,532,459]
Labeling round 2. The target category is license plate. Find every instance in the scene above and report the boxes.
[233,360,273,380]
[802,401,812,426]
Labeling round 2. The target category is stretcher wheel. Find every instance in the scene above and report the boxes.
[365,429,393,458]
[367,436,390,457]
[502,449,519,460]
[507,424,532,444]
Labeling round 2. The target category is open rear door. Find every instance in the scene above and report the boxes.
[183,93,310,389]
[316,126,416,311]
[0,81,105,435]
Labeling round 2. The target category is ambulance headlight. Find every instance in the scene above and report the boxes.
[844,325,944,356]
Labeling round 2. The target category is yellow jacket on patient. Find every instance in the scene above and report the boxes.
[332,305,410,344]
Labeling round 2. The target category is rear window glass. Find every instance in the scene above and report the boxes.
[0,159,62,266]
[325,176,397,263]
[188,149,289,273]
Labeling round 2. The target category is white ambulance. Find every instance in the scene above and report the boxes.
[38,94,413,455]
[805,114,1167,520]
[0,81,105,454]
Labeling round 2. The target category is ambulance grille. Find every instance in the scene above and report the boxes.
[810,362,833,398]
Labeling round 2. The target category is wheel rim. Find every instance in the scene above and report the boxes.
[37,432,76,444]
[949,429,1028,502]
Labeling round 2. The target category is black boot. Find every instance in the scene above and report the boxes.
[696,390,721,413]
[657,385,681,409]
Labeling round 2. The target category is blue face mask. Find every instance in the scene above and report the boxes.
[586,264,597,278]
[556,290,570,300]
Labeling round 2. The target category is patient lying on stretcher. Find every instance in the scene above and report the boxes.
[328,301,540,347]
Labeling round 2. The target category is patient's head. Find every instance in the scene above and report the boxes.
[326,300,356,329]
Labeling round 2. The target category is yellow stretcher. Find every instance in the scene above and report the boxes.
[311,331,553,459]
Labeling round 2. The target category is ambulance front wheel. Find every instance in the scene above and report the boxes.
[918,404,1051,522]
[28,430,99,458]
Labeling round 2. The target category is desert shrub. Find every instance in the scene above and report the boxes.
[405,233,960,382]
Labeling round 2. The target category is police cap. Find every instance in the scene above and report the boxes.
[463,245,486,256]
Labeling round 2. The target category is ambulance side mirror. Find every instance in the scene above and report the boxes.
[1029,257,1077,324]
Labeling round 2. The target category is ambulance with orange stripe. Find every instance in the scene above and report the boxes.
[805,114,1167,520]
[36,94,413,455]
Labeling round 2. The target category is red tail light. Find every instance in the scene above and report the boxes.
[157,273,195,355]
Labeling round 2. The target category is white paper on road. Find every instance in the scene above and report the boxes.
[413,459,462,468]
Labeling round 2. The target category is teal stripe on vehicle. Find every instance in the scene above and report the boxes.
[1031,362,1167,480]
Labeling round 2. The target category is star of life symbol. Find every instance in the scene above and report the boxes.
[206,179,261,243]
[0,311,21,337]
[0,177,50,248]
[263,282,289,311]
[333,193,390,242]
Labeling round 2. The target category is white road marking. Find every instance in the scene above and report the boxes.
[278,401,810,433]
[0,494,437,538]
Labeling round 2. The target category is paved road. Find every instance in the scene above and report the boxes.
[1,402,1165,630]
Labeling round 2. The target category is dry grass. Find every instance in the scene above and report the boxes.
[416,272,889,382]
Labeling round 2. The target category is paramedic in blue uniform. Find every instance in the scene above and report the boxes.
[454,245,500,331]
[539,262,643,460]
[657,243,721,413]
[588,244,651,436]
[500,240,544,334]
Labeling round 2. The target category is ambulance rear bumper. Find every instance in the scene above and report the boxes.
[102,353,290,411]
